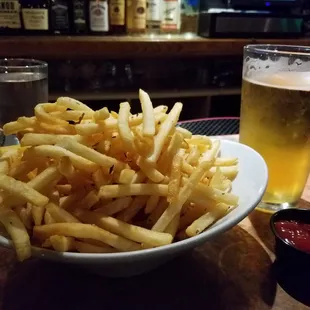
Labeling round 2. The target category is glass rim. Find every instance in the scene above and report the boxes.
[244,44,310,56]
[0,58,48,70]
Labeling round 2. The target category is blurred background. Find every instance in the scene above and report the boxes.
[0,0,309,120]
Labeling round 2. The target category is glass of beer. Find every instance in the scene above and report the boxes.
[240,45,310,213]
[0,59,48,126]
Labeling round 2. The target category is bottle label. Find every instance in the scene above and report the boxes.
[133,0,146,29]
[161,0,180,30]
[22,8,48,30]
[89,1,109,32]
[73,1,86,27]
[51,3,69,30]
[147,0,160,22]
[109,0,125,26]
[0,1,21,29]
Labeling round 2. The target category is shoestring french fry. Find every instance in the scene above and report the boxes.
[0,208,31,261]
[99,184,169,199]
[139,89,155,137]
[186,203,230,237]
[49,235,75,252]
[95,196,133,216]
[75,210,173,246]
[152,160,213,232]
[33,223,140,252]
[118,101,136,152]
[116,196,148,222]
[146,102,182,163]
[0,90,239,261]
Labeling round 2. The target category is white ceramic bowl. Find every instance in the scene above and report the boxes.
[0,140,268,277]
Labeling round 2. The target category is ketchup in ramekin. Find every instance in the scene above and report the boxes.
[274,220,310,254]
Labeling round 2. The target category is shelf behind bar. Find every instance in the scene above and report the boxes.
[48,87,241,101]
[1,35,310,58]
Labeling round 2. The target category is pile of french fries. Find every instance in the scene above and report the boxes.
[0,90,239,261]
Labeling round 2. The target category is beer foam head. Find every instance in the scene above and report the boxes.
[244,54,310,91]
[246,71,310,91]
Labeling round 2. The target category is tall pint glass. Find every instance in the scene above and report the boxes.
[239,45,310,213]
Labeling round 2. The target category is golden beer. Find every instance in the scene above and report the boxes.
[240,71,310,212]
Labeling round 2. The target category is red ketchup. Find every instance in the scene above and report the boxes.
[274,220,310,254]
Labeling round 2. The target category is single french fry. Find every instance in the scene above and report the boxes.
[38,103,67,113]
[130,170,146,184]
[168,149,184,203]
[213,158,238,167]
[152,160,212,232]
[56,97,94,112]
[207,166,238,180]
[176,127,192,139]
[32,145,99,173]
[76,190,99,210]
[15,205,33,230]
[57,138,125,172]
[185,203,229,237]
[136,156,164,183]
[146,102,183,163]
[139,89,155,137]
[95,196,133,216]
[179,203,206,231]
[147,197,168,227]
[44,210,56,224]
[50,110,93,121]
[0,208,31,261]
[157,132,183,174]
[59,191,87,211]
[94,107,110,122]
[46,202,81,223]
[186,145,200,165]
[99,184,168,199]
[0,174,49,208]
[50,235,75,252]
[118,168,136,184]
[3,121,30,135]
[116,196,148,222]
[164,213,180,238]
[32,204,45,226]
[77,210,173,246]
[37,122,76,135]
[21,133,84,146]
[56,184,72,196]
[118,101,136,152]
[35,103,69,126]
[145,195,160,214]
[192,182,239,206]
[33,223,140,252]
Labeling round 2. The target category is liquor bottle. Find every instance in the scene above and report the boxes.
[21,0,50,34]
[72,0,88,34]
[127,0,146,34]
[89,0,109,34]
[146,0,160,33]
[109,0,125,34]
[0,0,22,35]
[50,0,70,34]
[160,0,181,33]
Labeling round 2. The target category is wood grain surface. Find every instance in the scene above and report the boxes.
[1,36,310,59]
[1,138,310,309]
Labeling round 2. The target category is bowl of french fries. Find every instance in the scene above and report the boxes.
[0,90,268,277]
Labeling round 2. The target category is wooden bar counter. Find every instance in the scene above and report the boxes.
[1,35,310,59]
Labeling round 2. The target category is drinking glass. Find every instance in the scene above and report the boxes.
[0,58,48,126]
[239,45,310,213]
